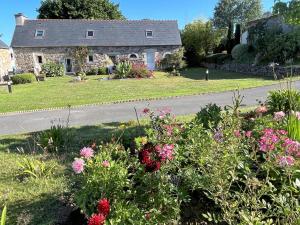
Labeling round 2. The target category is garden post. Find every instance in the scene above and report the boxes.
[206,69,209,81]
[7,81,12,93]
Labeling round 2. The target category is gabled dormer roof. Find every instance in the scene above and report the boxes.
[11,19,182,48]
[0,39,9,49]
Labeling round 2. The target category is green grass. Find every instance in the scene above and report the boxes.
[0,68,289,113]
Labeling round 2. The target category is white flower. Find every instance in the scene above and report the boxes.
[294,179,300,189]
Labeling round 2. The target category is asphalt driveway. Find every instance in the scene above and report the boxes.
[0,81,299,136]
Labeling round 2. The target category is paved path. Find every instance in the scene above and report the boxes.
[0,81,299,136]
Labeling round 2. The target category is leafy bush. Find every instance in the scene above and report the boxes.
[98,67,108,75]
[160,48,186,70]
[231,44,256,64]
[41,62,65,77]
[11,73,36,84]
[205,53,232,64]
[267,89,300,113]
[127,64,153,78]
[194,103,222,129]
[86,68,98,75]
[115,61,132,79]
[1,205,7,225]
[288,112,300,141]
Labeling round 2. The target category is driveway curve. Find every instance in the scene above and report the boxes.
[0,81,299,135]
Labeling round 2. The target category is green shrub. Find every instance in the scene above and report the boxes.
[205,53,232,64]
[11,73,36,84]
[86,68,98,75]
[115,61,132,79]
[127,64,153,78]
[231,44,256,64]
[41,62,65,77]
[160,48,186,70]
[267,89,300,113]
[194,103,222,129]
[98,67,108,75]
[287,113,300,141]
[1,205,7,225]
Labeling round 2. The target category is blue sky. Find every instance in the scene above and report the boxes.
[0,0,277,45]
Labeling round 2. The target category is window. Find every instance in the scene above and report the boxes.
[88,54,94,63]
[129,53,138,59]
[146,30,153,38]
[35,30,45,38]
[87,30,94,38]
[37,55,43,64]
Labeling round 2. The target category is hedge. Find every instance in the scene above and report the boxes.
[11,73,36,85]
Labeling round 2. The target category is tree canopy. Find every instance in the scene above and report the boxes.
[273,0,300,25]
[37,0,125,20]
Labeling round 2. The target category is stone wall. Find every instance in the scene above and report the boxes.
[0,49,12,79]
[202,63,300,78]
[13,45,181,73]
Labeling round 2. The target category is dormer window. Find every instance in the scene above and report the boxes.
[87,30,94,38]
[35,30,45,38]
[146,30,153,38]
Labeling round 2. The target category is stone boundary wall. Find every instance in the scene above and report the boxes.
[201,63,300,78]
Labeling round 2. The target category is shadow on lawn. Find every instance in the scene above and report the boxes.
[0,122,146,155]
[180,67,274,81]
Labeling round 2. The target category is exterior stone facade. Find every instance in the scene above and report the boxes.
[202,62,300,78]
[13,45,181,73]
[0,49,12,80]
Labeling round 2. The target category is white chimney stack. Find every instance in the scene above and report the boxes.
[15,13,27,26]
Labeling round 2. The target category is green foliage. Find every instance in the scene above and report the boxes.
[287,114,300,141]
[182,20,224,64]
[231,44,256,64]
[98,67,108,75]
[0,206,6,225]
[115,61,132,79]
[41,62,65,77]
[73,47,89,73]
[273,0,300,25]
[86,68,98,76]
[37,0,124,20]
[267,89,300,113]
[195,103,222,129]
[17,157,56,179]
[11,73,36,85]
[160,48,186,71]
[205,53,232,64]
[127,64,153,78]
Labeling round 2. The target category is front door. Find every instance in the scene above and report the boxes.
[146,51,155,70]
[65,58,72,73]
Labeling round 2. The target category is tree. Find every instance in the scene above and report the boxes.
[182,20,224,66]
[213,0,262,53]
[37,0,124,20]
[273,0,300,25]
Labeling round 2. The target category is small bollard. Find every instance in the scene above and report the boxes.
[7,81,12,94]
[205,69,209,81]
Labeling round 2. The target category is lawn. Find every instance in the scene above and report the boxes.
[0,67,289,113]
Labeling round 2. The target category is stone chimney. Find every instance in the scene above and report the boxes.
[15,13,27,26]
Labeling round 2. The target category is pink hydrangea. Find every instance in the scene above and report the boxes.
[245,131,252,138]
[259,129,280,152]
[283,138,300,157]
[278,156,295,167]
[274,111,285,121]
[156,144,174,161]
[80,147,94,159]
[72,158,85,174]
[158,108,172,119]
[164,125,174,136]
[234,130,241,138]
[102,160,110,168]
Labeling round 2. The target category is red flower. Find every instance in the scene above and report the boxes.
[139,149,151,164]
[97,198,110,217]
[145,161,161,172]
[88,214,106,225]
[142,108,150,114]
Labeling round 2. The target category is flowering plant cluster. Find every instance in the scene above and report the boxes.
[88,199,110,225]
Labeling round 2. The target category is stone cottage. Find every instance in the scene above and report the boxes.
[0,39,12,81]
[11,13,182,73]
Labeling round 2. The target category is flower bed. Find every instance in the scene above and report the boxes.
[70,90,300,224]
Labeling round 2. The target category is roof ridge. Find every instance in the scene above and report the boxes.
[28,19,178,22]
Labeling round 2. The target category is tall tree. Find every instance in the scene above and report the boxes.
[273,0,300,25]
[37,0,125,19]
[213,0,262,52]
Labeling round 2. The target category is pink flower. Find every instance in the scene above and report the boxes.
[255,106,268,114]
[142,108,150,114]
[80,147,94,159]
[245,131,252,138]
[102,160,110,167]
[72,158,85,174]
[157,144,174,161]
[158,107,172,119]
[274,111,285,121]
[164,125,174,136]
[278,156,295,167]
[234,130,241,138]
[283,138,300,157]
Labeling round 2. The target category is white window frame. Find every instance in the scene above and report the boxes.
[35,30,45,38]
[87,54,94,63]
[128,53,139,59]
[86,30,95,38]
[163,52,172,58]
[145,30,153,38]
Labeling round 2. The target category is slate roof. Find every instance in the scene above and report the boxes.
[11,19,182,48]
[0,39,9,49]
